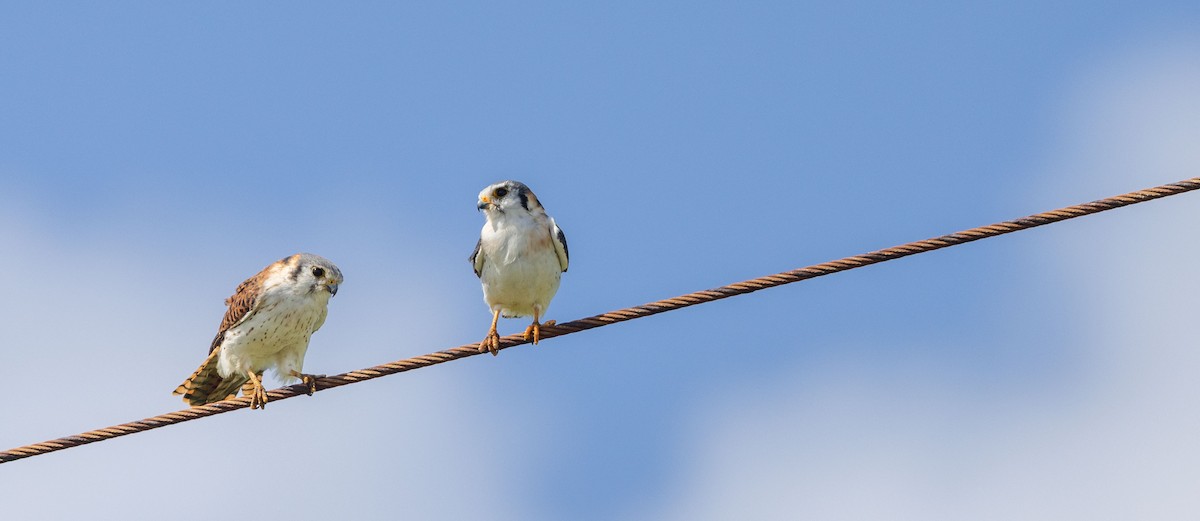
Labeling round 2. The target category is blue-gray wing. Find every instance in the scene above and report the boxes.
[470,238,484,278]
[550,218,568,272]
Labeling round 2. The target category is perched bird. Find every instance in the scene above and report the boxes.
[174,253,343,409]
[471,180,569,355]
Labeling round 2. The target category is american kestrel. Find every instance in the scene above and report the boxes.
[471,180,570,355]
[174,253,343,410]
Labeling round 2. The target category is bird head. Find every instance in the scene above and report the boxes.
[477,180,545,217]
[289,253,343,297]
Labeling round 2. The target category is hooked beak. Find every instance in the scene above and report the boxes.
[327,282,339,297]
[477,195,491,211]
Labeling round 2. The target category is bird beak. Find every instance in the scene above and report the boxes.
[477,195,490,211]
[327,282,339,296]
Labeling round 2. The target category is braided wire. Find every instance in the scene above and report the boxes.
[3,177,1198,464]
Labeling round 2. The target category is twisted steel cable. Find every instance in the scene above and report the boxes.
[3,177,1198,465]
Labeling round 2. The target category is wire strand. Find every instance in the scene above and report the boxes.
[3,177,1198,464]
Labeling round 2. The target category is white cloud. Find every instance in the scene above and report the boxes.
[0,197,525,520]
[634,38,1200,521]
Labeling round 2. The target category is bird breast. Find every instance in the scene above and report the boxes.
[216,293,329,377]
[480,218,562,316]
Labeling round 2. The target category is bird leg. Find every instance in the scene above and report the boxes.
[289,370,324,396]
[246,370,268,410]
[522,307,555,345]
[479,309,502,356]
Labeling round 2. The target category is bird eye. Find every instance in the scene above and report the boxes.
[311,266,325,278]
[494,187,508,198]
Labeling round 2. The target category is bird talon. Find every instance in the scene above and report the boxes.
[479,331,501,356]
[251,387,267,410]
[301,373,324,396]
[523,319,553,345]
[479,310,502,356]
[287,370,323,396]
[246,371,268,410]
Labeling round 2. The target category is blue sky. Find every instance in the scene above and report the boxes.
[2,2,1199,519]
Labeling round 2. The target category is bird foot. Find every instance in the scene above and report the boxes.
[479,329,501,356]
[292,371,324,396]
[249,382,268,410]
[242,371,269,410]
[523,320,555,345]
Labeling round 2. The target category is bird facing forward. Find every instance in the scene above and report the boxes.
[471,180,569,355]
[174,253,343,409]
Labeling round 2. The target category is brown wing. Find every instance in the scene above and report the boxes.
[174,270,268,405]
[174,258,284,406]
[208,270,269,353]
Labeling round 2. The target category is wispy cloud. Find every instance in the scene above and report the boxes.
[633,37,1200,521]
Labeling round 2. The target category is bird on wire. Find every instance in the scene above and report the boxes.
[470,180,569,355]
[174,253,343,409]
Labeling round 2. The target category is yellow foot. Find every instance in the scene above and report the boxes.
[479,310,502,356]
[290,370,325,396]
[250,387,268,409]
[246,372,268,410]
[479,329,501,356]
[523,320,555,345]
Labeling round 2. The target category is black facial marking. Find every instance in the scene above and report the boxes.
[517,186,530,211]
[289,260,304,281]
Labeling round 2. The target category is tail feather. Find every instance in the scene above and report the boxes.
[173,349,246,406]
[209,372,249,403]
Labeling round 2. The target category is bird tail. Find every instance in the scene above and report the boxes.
[173,350,247,406]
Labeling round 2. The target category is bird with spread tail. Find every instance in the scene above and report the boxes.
[471,180,569,355]
[174,253,343,409]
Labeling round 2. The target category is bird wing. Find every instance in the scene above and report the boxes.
[174,268,270,405]
[470,237,485,278]
[208,269,269,353]
[550,218,569,272]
